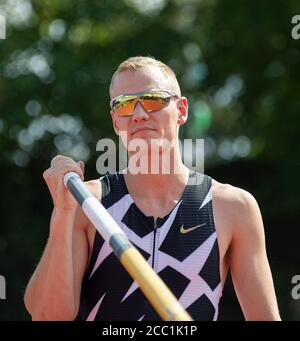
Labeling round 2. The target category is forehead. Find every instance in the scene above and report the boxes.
[110,66,173,98]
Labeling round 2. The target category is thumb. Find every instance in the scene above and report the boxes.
[79,160,85,172]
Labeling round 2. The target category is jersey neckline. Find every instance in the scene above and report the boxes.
[117,169,195,228]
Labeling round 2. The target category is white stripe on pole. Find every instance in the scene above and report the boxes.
[63,171,80,187]
[82,196,126,241]
[64,172,126,241]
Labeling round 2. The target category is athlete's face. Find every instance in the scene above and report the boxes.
[110,66,188,150]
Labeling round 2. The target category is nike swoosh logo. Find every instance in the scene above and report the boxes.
[180,223,206,234]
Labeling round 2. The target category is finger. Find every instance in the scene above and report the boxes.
[78,161,85,173]
[47,162,83,181]
[50,155,64,167]
[50,155,73,167]
[50,158,81,170]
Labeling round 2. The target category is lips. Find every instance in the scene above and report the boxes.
[131,127,155,136]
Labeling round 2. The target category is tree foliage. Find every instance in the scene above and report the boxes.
[0,0,299,320]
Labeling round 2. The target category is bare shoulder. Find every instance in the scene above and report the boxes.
[84,178,102,200]
[81,178,102,225]
[82,179,101,247]
[211,178,258,208]
[73,178,101,232]
[211,178,263,235]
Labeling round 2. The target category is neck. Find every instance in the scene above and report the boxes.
[127,141,185,174]
[124,144,190,199]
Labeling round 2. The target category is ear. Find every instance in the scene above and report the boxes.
[176,97,188,125]
[110,110,120,135]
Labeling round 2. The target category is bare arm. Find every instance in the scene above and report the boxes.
[24,206,89,320]
[24,155,99,320]
[229,189,281,320]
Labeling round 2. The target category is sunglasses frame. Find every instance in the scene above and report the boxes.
[110,88,180,116]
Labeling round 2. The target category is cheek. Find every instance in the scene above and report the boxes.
[160,110,178,136]
[115,118,133,149]
[115,117,130,132]
[163,108,178,126]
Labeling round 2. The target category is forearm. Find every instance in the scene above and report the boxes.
[24,208,77,320]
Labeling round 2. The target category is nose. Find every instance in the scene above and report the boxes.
[132,102,149,122]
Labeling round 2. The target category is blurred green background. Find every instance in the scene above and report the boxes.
[0,0,299,320]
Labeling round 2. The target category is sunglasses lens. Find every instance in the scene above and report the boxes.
[141,93,171,112]
[112,91,173,116]
[114,96,136,116]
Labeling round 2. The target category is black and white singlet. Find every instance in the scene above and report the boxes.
[76,170,222,321]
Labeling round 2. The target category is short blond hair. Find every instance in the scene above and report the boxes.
[109,56,181,96]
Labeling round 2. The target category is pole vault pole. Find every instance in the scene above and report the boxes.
[64,171,193,321]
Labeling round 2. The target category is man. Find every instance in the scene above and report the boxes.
[24,56,281,321]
